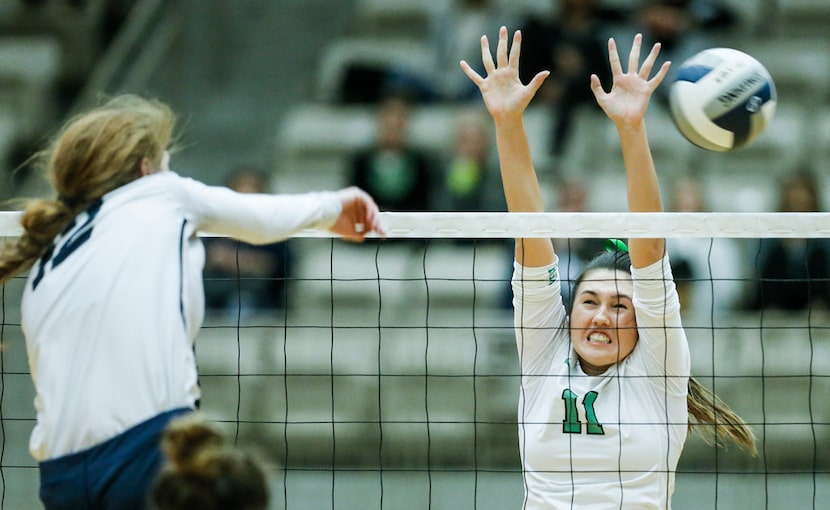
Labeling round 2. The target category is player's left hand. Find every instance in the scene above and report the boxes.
[590,33,671,127]
[460,27,549,122]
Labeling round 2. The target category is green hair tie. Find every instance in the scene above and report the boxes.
[605,239,629,253]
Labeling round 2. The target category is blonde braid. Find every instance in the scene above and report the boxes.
[687,376,758,456]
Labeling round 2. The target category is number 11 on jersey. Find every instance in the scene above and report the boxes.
[562,389,605,435]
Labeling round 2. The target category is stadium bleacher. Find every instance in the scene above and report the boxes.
[0,0,117,200]
[261,0,830,474]
[274,0,830,211]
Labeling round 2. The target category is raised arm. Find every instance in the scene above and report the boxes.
[590,34,670,268]
[460,27,552,267]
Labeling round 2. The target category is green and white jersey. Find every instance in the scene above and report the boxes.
[512,254,690,509]
[22,171,342,461]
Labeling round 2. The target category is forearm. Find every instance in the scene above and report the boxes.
[199,190,342,245]
[495,115,554,266]
[616,121,665,267]
[495,115,544,213]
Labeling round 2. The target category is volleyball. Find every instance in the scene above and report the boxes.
[668,47,776,152]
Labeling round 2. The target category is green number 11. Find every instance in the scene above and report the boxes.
[562,389,605,435]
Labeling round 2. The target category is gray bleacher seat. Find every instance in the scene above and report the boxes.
[680,312,830,469]
[747,36,830,104]
[289,238,510,309]
[704,0,770,38]
[273,102,552,194]
[588,102,808,214]
[0,0,109,89]
[273,103,468,192]
[196,240,518,466]
[774,0,830,36]
[347,0,445,38]
[676,103,809,214]
[813,110,830,172]
[347,0,566,38]
[0,35,62,143]
[0,104,17,196]
[642,106,698,173]
[313,37,436,103]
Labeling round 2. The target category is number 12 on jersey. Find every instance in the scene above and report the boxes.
[32,199,102,290]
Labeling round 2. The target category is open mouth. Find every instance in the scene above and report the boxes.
[587,332,612,345]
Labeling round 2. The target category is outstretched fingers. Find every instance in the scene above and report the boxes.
[480,35,495,75]
[648,60,672,89]
[508,29,522,71]
[607,37,623,77]
[639,38,672,90]
[460,60,484,86]
[461,25,548,117]
[627,33,642,74]
[639,40,662,78]
[589,73,606,99]
[461,33,494,86]
[496,26,509,69]
[461,27,526,87]
[606,33,671,88]
[528,69,551,96]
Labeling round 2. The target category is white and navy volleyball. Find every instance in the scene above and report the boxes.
[669,48,777,152]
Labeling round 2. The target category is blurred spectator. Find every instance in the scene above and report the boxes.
[433,108,503,211]
[348,94,434,211]
[747,168,830,311]
[634,0,737,105]
[341,0,513,104]
[404,0,514,103]
[518,0,624,159]
[665,174,744,317]
[203,166,294,317]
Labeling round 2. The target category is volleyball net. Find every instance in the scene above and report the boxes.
[1,211,829,508]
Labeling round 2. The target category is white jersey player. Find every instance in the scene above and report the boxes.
[461,26,756,510]
[23,170,347,461]
[513,251,688,508]
[0,94,384,510]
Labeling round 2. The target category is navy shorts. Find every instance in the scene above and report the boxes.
[38,407,192,510]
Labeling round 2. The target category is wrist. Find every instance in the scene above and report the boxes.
[493,112,525,129]
[614,119,647,139]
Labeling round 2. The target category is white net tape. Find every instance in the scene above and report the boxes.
[4,211,830,238]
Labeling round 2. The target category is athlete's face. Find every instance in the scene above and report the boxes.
[569,268,638,375]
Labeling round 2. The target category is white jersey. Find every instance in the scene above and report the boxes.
[512,254,690,510]
[21,171,342,461]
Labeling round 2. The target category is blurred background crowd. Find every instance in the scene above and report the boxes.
[2,0,829,318]
[0,0,829,507]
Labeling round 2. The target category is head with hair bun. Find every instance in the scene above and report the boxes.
[151,414,269,510]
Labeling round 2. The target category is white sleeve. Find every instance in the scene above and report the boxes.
[171,174,342,244]
[512,258,568,375]
[631,254,690,384]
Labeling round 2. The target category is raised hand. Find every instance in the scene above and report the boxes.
[461,26,554,266]
[590,34,671,127]
[460,27,549,121]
